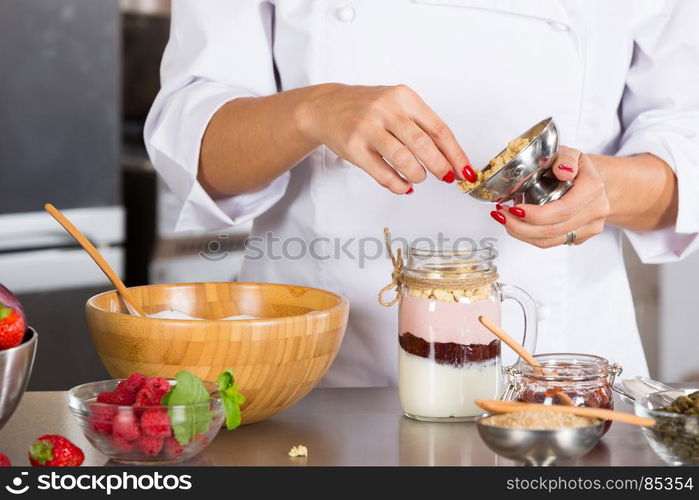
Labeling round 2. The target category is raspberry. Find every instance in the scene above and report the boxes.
[0,453,12,466]
[193,433,210,448]
[145,377,170,397]
[140,408,171,437]
[116,373,147,397]
[98,390,132,406]
[162,437,184,459]
[109,435,137,452]
[113,391,134,405]
[90,404,117,435]
[96,391,114,403]
[134,387,161,407]
[112,409,140,441]
[138,435,164,456]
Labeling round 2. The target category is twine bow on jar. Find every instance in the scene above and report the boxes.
[378,227,500,307]
[378,227,404,307]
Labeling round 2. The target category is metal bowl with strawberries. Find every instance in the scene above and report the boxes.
[68,371,243,464]
[0,283,38,432]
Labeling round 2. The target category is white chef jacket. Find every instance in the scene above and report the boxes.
[145,0,699,386]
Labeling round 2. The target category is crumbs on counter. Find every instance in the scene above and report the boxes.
[288,444,308,457]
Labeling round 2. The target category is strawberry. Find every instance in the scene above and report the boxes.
[109,435,137,452]
[162,437,184,459]
[138,435,164,456]
[29,435,84,467]
[141,408,171,437]
[112,409,140,441]
[0,453,11,466]
[0,306,25,350]
[0,284,27,351]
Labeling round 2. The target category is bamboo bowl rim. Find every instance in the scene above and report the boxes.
[85,281,350,323]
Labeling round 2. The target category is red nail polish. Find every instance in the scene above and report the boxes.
[557,164,574,173]
[462,165,477,183]
[509,206,525,218]
[495,203,503,210]
[490,211,506,225]
[442,171,455,183]
[405,186,414,195]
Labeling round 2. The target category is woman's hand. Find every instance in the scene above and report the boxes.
[489,146,611,247]
[298,83,476,194]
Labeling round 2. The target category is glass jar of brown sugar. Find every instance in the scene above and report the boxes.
[504,353,623,434]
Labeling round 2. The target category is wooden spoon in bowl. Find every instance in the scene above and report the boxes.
[476,399,655,427]
[478,315,575,406]
[44,203,147,316]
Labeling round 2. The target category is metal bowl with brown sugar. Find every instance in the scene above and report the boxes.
[468,117,573,206]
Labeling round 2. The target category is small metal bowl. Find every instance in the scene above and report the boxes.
[469,117,573,206]
[477,415,605,466]
[0,327,38,431]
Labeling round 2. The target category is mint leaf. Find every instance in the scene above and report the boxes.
[164,371,213,446]
[217,369,245,430]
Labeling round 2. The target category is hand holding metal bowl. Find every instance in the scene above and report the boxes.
[467,117,573,206]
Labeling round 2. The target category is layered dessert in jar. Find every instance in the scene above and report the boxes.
[398,283,502,420]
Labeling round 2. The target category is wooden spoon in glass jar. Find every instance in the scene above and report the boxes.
[478,316,575,406]
[476,399,655,427]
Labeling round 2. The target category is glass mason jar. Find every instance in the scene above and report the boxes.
[391,245,538,422]
[504,353,623,433]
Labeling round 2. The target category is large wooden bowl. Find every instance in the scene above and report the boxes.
[85,282,348,424]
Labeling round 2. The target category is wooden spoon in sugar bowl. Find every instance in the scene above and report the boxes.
[44,203,147,316]
[476,399,656,427]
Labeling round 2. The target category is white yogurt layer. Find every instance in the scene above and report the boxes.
[399,349,502,419]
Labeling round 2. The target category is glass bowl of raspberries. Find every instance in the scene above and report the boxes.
[67,373,227,464]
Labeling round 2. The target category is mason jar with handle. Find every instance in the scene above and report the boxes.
[379,230,538,422]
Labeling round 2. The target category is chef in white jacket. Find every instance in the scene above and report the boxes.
[145,0,699,385]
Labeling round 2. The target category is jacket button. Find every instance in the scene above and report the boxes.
[336,5,356,23]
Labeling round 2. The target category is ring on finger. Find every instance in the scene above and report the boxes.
[564,230,577,246]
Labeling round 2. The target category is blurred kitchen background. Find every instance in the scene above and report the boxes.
[0,0,697,390]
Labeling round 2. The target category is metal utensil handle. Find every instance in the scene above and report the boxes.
[498,283,538,363]
[607,363,623,385]
[502,365,523,402]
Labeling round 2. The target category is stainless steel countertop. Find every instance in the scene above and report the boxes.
[0,388,663,466]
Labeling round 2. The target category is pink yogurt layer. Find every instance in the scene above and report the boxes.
[399,294,500,346]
